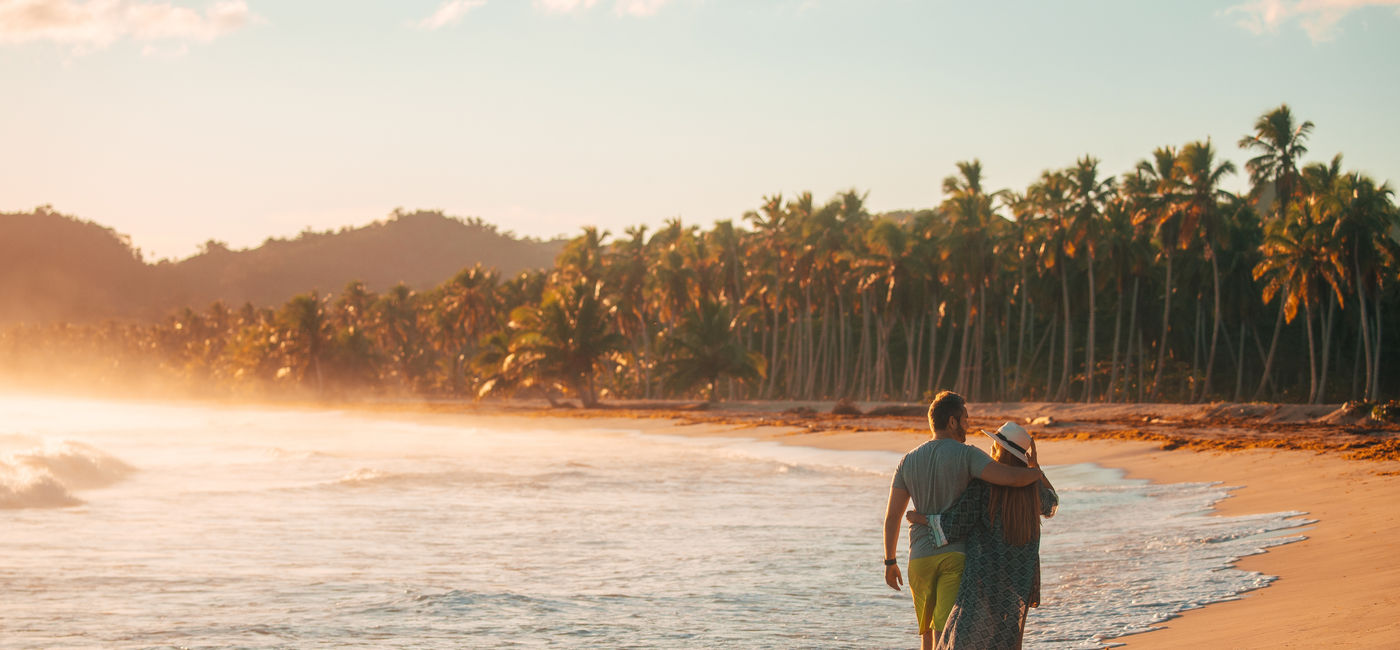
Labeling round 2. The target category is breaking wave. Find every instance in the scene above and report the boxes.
[325,466,591,490]
[0,441,135,509]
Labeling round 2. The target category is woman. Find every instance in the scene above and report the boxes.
[906,422,1057,650]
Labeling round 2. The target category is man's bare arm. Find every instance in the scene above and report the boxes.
[883,486,910,591]
[978,462,1043,487]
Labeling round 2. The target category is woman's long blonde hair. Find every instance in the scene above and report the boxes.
[988,445,1042,546]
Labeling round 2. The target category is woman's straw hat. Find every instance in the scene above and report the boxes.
[981,421,1032,464]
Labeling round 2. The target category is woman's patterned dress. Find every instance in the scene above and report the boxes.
[934,479,1058,650]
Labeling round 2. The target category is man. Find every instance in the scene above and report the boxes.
[882,391,1044,650]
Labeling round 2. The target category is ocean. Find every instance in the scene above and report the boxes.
[0,395,1311,648]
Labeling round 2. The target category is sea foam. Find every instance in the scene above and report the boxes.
[0,440,134,509]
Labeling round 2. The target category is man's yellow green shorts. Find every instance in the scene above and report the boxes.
[907,551,965,635]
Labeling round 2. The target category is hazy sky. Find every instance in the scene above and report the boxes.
[3,0,1398,261]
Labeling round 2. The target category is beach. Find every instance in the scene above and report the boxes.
[406,399,1400,647]
[4,394,1397,647]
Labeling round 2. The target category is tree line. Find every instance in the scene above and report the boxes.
[2,104,1396,406]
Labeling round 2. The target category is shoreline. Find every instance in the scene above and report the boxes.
[358,400,1399,648]
[626,425,1400,647]
[10,390,1400,646]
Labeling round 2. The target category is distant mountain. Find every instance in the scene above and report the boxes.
[0,207,153,323]
[0,207,567,324]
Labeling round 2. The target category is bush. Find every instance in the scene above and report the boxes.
[1371,401,1400,424]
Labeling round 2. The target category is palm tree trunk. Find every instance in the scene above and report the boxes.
[1255,298,1287,400]
[1083,257,1096,402]
[1188,296,1202,402]
[1014,266,1030,399]
[1126,275,1140,398]
[909,314,925,400]
[882,313,897,400]
[836,293,849,398]
[1318,291,1337,403]
[974,285,987,401]
[1251,323,1275,399]
[866,308,879,401]
[804,288,815,399]
[877,311,892,400]
[812,294,832,399]
[762,304,777,399]
[1371,291,1384,402]
[583,373,598,408]
[1056,265,1073,401]
[1107,278,1126,404]
[1136,328,1146,402]
[1046,311,1058,401]
[1354,250,1374,400]
[925,305,938,395]
[1234,322,1247,402]
[1351,331,1363,401]
[994,315,1008,402]
[638,314,652,399]
[907,316,918,400]
[1305,301,1318,404]
[790,316,802,399]
[1150,253,1173,401]
[1022,313,1054,397]
[859,296,874,400]
[1202,246,1223,401]
[998,306,1011,400]
[956,294,974,395]
[934,313,957,393]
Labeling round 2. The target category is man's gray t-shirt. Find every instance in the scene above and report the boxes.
[891,438,992,559]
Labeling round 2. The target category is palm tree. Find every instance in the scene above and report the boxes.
[329,281,379,390]
[1001,191,1046,399]
[829,190,873,399]
[854,217,923,400]
[1100,194,1151,403]
[606,225,657,398]
[556,226,609,285]
[276,293,330,393]
[659,297,765,404]
[941,160,1004,400]
[1130,146,1185,400]
[1239,104,1314,222]
[1030,170,1076,401]
[1330,171,1398,400]
[1066,155,1115,401]
[503,280,625,408]
[743,195,790,398]
[1253,207,1347,403]
[373,284,431,392]
[1175,139,1237,401]
[433,265,499,395]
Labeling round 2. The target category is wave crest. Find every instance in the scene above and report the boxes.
[0,441,135,509]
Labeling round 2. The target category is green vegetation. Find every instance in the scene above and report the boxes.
[0,209,564,322]
[1,104,1396,405]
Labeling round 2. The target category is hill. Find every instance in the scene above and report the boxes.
[0,207,566,324]
[0,207,155,323]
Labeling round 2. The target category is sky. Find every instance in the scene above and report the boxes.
[2,0,1399,261]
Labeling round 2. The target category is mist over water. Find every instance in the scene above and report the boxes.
[0,395,1310,648]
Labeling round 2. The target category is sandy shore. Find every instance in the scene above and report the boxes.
[377,399,1400,648]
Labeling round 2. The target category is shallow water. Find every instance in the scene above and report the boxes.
[0,395,1311,648]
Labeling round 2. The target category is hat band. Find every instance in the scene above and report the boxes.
[993,431,1027,456]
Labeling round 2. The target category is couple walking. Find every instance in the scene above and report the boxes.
[882,391,1058,650]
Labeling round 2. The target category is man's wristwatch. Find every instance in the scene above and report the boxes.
[884,558,898,566]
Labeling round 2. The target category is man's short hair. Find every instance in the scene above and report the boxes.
[928,391,966,431]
